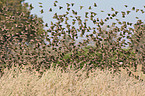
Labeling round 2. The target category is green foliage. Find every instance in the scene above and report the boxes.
[53,43,139,73]
[0,0,47,73]
[0,0,46,46]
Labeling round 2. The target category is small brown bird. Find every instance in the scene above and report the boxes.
[94,3,97,7]
[80,6,83,10]
[49,8,52,12]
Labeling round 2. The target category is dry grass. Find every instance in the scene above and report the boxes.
[0,63,144,96]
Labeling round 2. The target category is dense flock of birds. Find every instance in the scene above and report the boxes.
[0,0,144,81]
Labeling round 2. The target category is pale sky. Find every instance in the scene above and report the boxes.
[24,0,145,49]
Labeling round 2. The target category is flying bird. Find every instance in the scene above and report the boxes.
[45,23,48,27]
[54,3,57,7]
[89,6,92,10]
[115,11,119,15]
[140,9,144,13]
[67,8,70,11]
[112,13,116,17]
[66,3,70,7]
[49,8,52,12]
[29,4,34,10]
[71,3,74,6]
[54,1,58,3]
[132,7,135,10]
[111,7,114,11]
[135,17,139,19]
[38,2,42,4]
[59,6,63,9]
[80,6,83,10]
[72,10,77,15]
[127,11,131,15]
[85,12,89,18]
[124,5,128,8]
[40,9,44,14]
[39,5,43,8]
[94,3,97,7]
[136,9,139,12]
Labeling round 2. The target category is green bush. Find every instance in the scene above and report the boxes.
[52,44,138,73]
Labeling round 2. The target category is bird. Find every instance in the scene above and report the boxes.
[40,9,44,14]
[80,6,83,10]
[94,3,97,7]
[29,4,34,10]
[124,5,128,8]
[88,6,92,10]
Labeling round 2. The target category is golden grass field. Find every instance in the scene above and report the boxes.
[0,63,144,96]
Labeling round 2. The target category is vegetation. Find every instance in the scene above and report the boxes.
[0,64,144,96]
[0,0,46,71]
[0,0,145,95]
